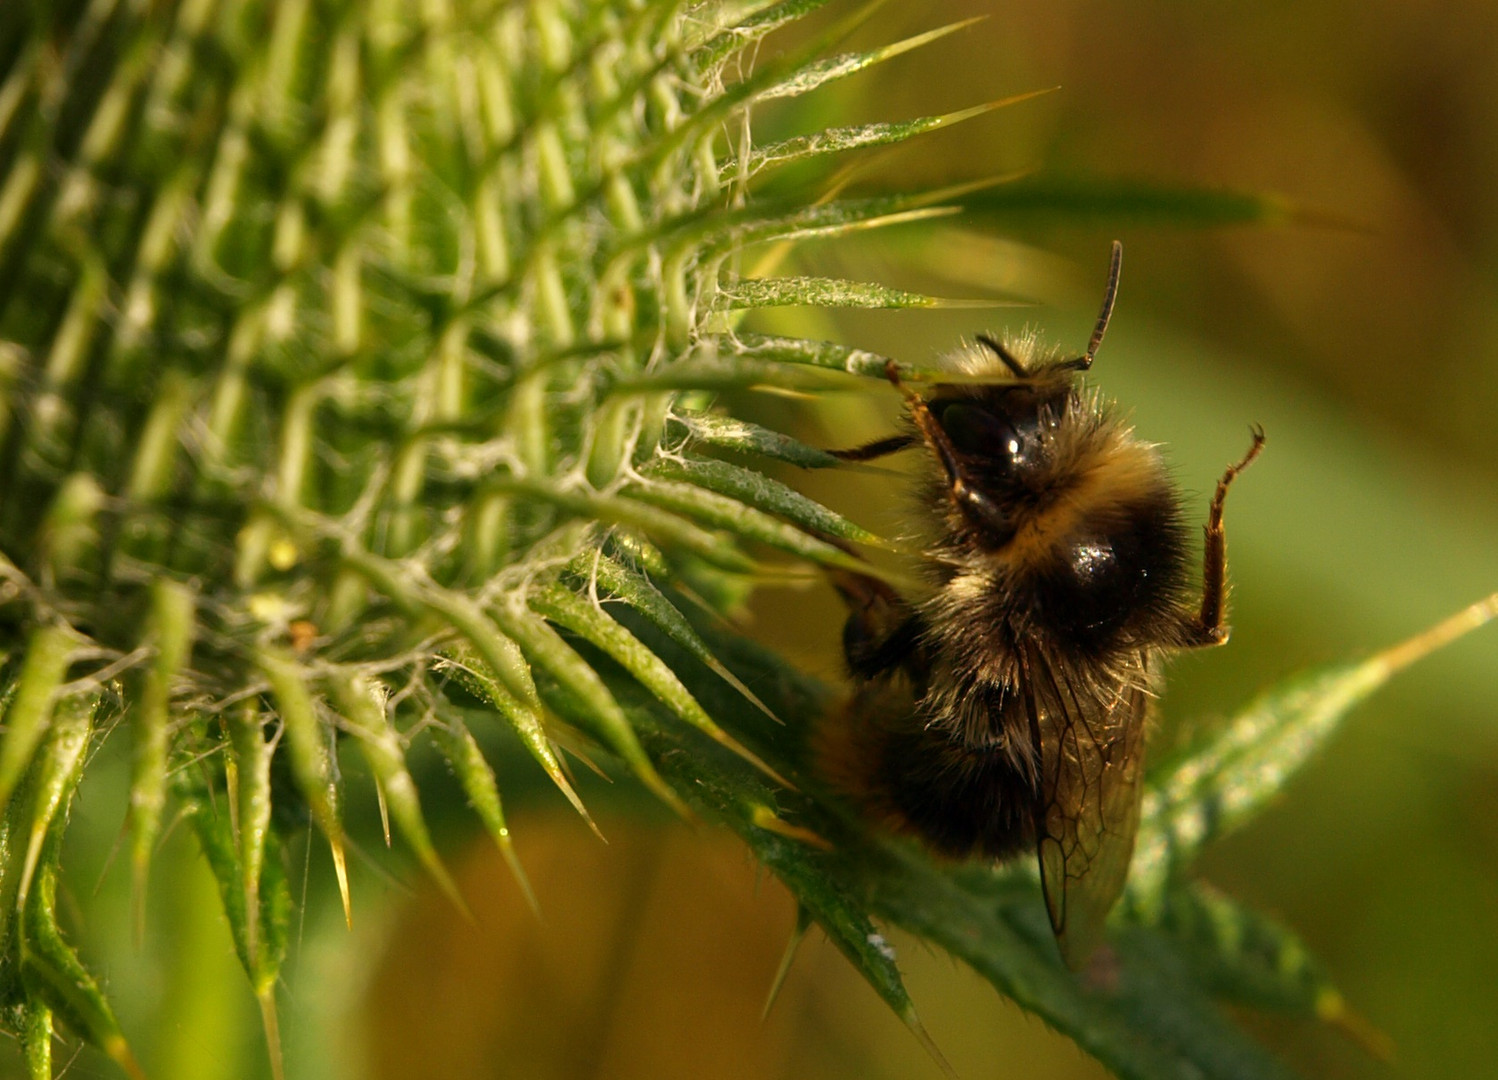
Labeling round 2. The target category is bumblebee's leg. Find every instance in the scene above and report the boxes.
[827,433,918,462]
[1178,426,1266,648]
[883,359,1016,537]
[826,359,925,461]
[828,569,922,679]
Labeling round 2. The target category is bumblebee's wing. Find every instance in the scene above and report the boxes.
[1028,651,1150,971]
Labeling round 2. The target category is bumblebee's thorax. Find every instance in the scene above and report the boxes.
[919,378,1190,659]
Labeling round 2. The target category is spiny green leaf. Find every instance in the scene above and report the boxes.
[179,769,291,1003]
[226,701,274,971]
[332,669,465,913]
[734,96,1047,181]
[666,412,841,468]
[717,275,1012,310]
[256,645,351,927]
[638,455,884,547]
[568,550,781,721]
[491,600,691,819]
[754,16,987,101]
[734,110,960,180]
[0,624,75,817]
[717,331,893,377]
[622,476,877,575]
[437,642,602,841]
[607,355,860,394]
[340,549,545,712]
[528,581,787,787]
[11,702,142,1080]
[648,192,951,259]
[694,202,959,257]
[430,718,537,914]
[691,0,838,69]
[128,578,197,939]
[1142,880,1353,1026]
[1130,592,1498,910]
[16,693,96,916]
[873,865,1297,1080]
[653,174,1021,258]
[645,0,887,171]
[485,477,758,573]
[1120,904,1392,1060]
[22,882,143,1080]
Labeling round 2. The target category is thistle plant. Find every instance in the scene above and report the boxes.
[0,2,1492,1078]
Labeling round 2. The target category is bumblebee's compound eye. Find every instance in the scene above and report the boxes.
[937,402,1040,473]
[937,403,1017,457]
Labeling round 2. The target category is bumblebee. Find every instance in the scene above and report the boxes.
[818,243,1263,968]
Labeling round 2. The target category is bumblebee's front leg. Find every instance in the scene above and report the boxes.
[826,360,921,462]
[1178,426,1266,648]
[828,569,923,680]
[827,433,917,462]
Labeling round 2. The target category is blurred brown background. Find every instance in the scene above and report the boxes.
[363,4,1498,1079]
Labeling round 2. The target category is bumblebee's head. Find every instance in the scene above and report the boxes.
[913,345,1185,646]
[917,366,1087,551]
[926,373,1074,489]
[914,241,1125,549]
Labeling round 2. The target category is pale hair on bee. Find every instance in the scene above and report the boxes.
[816,242,1264,970]
[937,329,1067,376]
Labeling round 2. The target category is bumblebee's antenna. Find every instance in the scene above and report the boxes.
[1084,241,1123,366]
[975,334,1028,378]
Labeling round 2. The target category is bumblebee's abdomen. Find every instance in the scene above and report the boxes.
[877,726,1036,858]
[815,685,1037,860]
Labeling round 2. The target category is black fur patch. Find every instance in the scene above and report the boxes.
[876,722,1036,859]
[1027,492,1189,652]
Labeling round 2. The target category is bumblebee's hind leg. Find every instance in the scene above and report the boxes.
[1177,426,1266,647]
